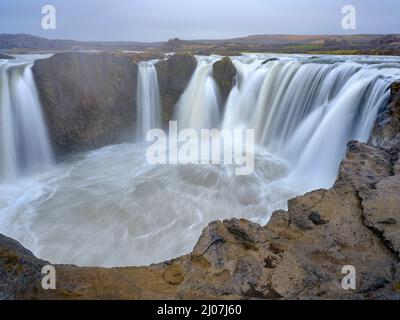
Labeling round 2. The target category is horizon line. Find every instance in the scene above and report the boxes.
[1,32,400,44]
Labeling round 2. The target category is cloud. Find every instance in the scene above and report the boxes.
[0,0,398,41]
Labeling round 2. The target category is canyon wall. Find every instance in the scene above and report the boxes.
[33,52,138,156]
[33,52,198,156]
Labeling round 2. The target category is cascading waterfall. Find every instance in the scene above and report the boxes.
[1,54,399,268]
[136,61,162,141]
[221,55,399,192]
[175,57,220,131]
[0,58,54,183]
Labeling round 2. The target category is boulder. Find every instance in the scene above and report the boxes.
[33,52,138,156]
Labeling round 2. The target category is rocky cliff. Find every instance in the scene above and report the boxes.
[33,52,197,156]
[155,53,197,122]
[33,52,138,156]
[372,82,400,146]
[1,82,399,299]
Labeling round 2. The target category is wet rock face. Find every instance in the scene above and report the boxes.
[155,53,197,122]
[212,57,236,105]
[33,52,138,156]
[372,82,400,147]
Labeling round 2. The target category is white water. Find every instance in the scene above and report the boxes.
[175,56,221,131]
[0,56,54,183]
[0,54,399,267]
[136,61,162,140]
[222,54,399,192]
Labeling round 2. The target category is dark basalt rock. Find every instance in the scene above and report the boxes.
[308,211,327,225]
[261,57,279,64]
[0,54,15,60]
[212,57,236,105]
[33,52,138,157]
[371,82,400,147]
[155,53,197,122]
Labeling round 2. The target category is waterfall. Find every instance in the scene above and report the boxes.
[0,59,54,183]
[172,54,400,191]
[2,54,400,268]
[175,57,220,131]
[136,61,162,141]
[218,55,399,192]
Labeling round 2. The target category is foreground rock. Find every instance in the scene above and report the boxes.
[2,133,400,299]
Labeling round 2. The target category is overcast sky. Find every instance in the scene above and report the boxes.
[0,0,398,42]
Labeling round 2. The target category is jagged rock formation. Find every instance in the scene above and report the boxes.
[372,82,400,146]
[33,52,138,156]
[212,57,236,105]
[155,53,197,122]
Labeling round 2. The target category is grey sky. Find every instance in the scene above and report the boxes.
[0,0,399,42]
